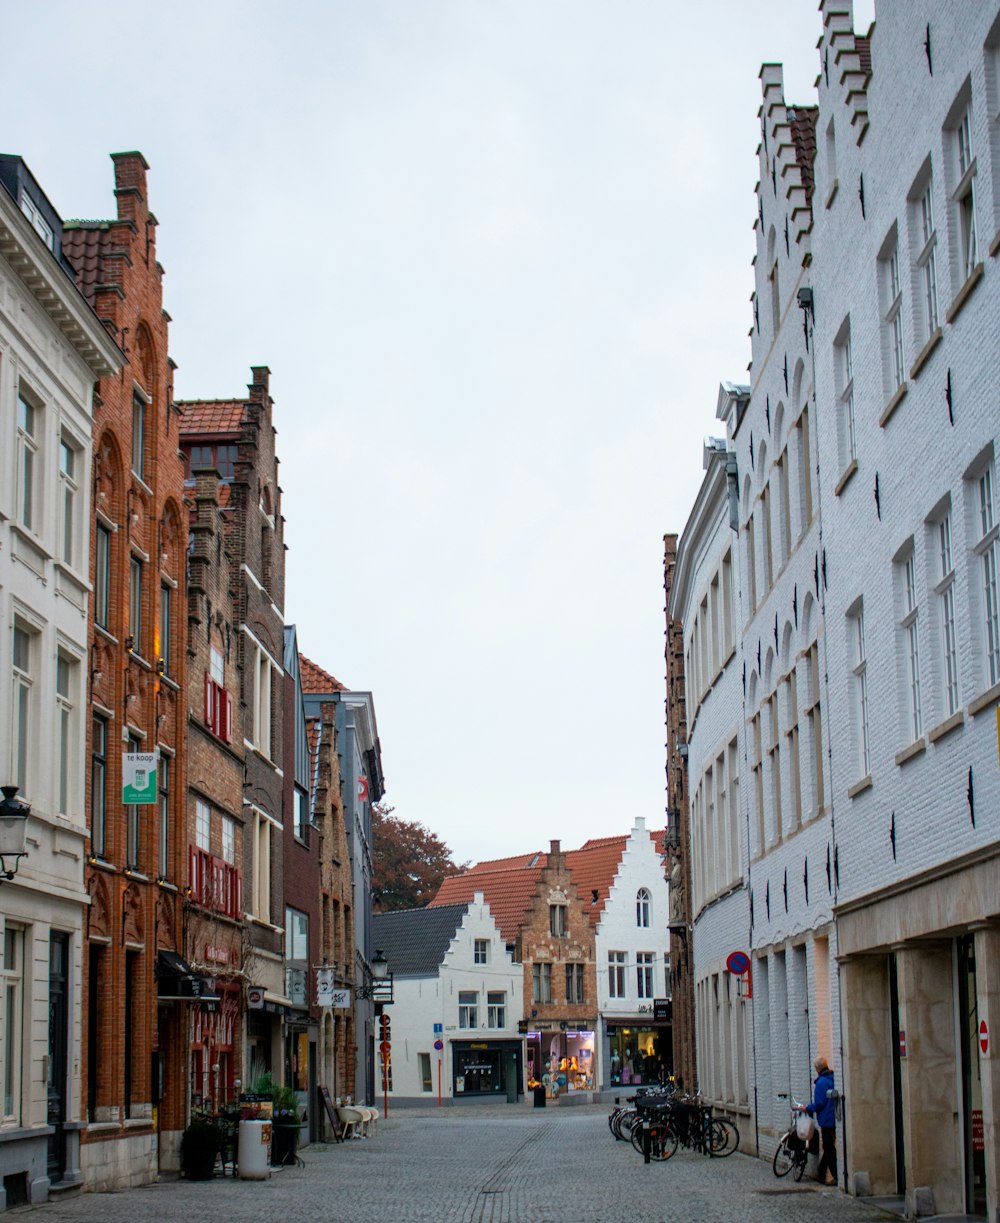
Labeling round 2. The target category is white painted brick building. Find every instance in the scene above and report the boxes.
[671,3,1000,1215]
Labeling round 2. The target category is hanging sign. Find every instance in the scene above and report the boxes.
[247,985,265,1010]
[122,751,158,804]
[980,1019,989,1056]
[330,989,352,1010]
[316,968,335,1006]
[899,1029,907,1058]
[357,775,369,802]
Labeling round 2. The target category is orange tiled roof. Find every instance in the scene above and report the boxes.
[430,865,545,945]
[61,222,116,305]
[464,852,546,873]
[789,106,818,206]
[565,837,628,926]
[178,400,246,435]
[299,654,347,695]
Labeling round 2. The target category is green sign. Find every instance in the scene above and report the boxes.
[122,751,158,804]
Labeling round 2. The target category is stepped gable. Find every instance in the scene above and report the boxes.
[431,865,544,946]
[820,0,870,144]
[299,654,347,694]
[373,903,469,977]
[760,63,817,252]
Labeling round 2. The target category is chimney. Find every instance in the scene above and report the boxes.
[549,839,561,856]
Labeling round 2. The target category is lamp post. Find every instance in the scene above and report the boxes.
[0,786,30,883]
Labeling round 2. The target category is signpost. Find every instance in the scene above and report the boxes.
[726,950,752,999]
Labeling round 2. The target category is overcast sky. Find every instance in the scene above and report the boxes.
[2,0,873,864]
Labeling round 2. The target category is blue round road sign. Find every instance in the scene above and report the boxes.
[433,1039,444,1051]
[726,950,750,975]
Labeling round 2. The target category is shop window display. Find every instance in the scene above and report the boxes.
[608,1027,667,1087]
[525,1030,595,1097]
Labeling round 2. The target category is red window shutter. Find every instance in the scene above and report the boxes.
[205,672,215,729]
[223,690,233,743]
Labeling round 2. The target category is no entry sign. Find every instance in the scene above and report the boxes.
[980,1019,989,1056]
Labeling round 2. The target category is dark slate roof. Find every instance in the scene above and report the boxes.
[373,904,468,977]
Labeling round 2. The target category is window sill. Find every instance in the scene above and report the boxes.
[94,624,119,647]
[945,262,984,325]
[86,856,118,874]
[879,381,908,427]
[968,681,1000,718]
[927,709,965,743]
[894,737,926,767]
[158,674,180,693]
[909,327,942,380]
[824,178,839,210]
[847,775,872,799]
[834,458,858,497]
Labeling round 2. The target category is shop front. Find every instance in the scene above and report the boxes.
[525,1025,597,1097]
[451,1040,523,1099]
[606,1019,671,1088]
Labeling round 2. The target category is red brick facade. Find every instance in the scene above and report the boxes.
[66,152,188,1186]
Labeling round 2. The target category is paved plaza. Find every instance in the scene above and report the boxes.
[26,1105,898,1223]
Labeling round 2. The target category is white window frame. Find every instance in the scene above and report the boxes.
[531,961,552,1005]
[458,990,478,1029]
[16,390,39,534]
[2,927,25,1124]
[881,237,905,393]
[834,323,856,473]
[954,106,979,283]
[916,176,940,337]
[473,939,489,966]
[196,798,211,852]
[12,621,35,799]
[608,950,626,999]
[934,512,961,717]
[56,651,77,817]
[222,813,236,865]
[636,952,654,1000]
[900,549,923,741]
[58,434,80,569]
[974,463,1000,689]
[636,888,651,928]
[487,991,505,1028]
[849,605,871,779]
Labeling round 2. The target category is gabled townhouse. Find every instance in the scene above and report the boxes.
[281,628,321,1130]
[0,155,122,1209]
[300,658,384,1106]
[669,408,752,1138]
[180,369,288,1090]
[301,659,355,1108]
[809,4,1000,1214]
[61,153,190,1194]
[181,465,245,1145]
[372,894,522,1104]
[567,819,672,1092]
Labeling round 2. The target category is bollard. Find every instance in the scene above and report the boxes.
[643,1121,651,1165]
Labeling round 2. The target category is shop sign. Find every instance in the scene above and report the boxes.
[973,1109,984,1152]
[653,998,670,1022]
[248,985,265,1010]
[205,945,229,964]
[898,1030,906,1058]
[637,1003,652,1014]
[316,968,335,1006]
[329,989,352,1009]
[470,1043,488,1049]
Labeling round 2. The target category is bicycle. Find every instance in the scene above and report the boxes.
[629,1094,739,1159]
[772,1094,810,1181]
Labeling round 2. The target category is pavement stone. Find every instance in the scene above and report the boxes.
[22,1105,899,1223]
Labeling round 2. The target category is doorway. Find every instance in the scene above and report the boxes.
[957,935,986,1216]
[47,933,69,1183]
[888,953,905,1195]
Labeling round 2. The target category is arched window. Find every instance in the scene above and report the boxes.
[636,888,651,928]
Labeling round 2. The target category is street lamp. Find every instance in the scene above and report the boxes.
[0,786,30,883]
[357,949,391,1000]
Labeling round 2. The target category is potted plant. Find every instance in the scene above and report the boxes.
[180,1116,223,1180]
[270,1083,302,1167]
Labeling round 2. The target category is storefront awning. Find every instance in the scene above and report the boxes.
[156,950,220,1003]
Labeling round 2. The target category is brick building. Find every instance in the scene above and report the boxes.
[0,155,122,1208]
[300,656,356,1108]
[181,466,246,1145]
[179,368,288,1088]
[62,152,190,1193]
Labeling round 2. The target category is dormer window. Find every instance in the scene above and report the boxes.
[20,191,54,250]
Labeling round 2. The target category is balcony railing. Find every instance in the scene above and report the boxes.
[189,846,242,919]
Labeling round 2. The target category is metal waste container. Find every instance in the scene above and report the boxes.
[238,1119,271,1179]
[533,1084,546,1108]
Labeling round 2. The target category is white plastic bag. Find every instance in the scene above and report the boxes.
[796,1112,816,1141]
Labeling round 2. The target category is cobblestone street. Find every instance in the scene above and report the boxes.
[26,1106,898,1223]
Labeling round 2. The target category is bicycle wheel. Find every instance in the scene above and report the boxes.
[773,1136,795,1177]
[630,1120,677,1160]
[608,1110,618,1138]
[792,1150,807,1182]
[707,1118,739,1156]
[615,1108,638,1141]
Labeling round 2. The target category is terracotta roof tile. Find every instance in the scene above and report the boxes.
[789,106,818,206]
[430,866,544,945]
[178,400,246,435]
[61,222,115,304]
[565,837,628,926]
[299,654,347,695]
[465,852,546,873]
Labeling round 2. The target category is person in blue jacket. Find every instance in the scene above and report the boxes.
[806,1056,838,1186]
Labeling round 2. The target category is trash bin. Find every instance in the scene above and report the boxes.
[238,1119,271,1179]
[533,1084,546,1108]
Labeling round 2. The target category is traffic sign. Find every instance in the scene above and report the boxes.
[379,1040,391,1055]
[980,1019,989,1055]
[726,951,750,975]
[433,1039,444,1051]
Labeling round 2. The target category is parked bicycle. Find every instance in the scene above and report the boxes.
[608,1085,676,1143]
[772,1094,812,1181]
[627,1093,739,1160]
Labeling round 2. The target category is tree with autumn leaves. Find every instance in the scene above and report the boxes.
[371,803,467,911]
